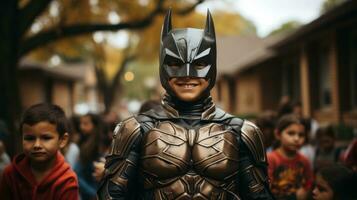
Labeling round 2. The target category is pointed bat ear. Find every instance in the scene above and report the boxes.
[204,9,215,38]
[161,9,172,41]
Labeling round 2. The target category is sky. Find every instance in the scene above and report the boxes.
[197,0,326,37]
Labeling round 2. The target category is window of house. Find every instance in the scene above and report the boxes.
[318,45,332,109]
[281,57,300,102]
[282,63,289,96]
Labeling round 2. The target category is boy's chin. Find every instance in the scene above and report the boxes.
[30,156,50,163]
[29,153,54,163]
[284,146,300,153]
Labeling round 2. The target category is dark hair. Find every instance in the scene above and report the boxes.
[275,114,305,134]
[21,103,68,137]
[256,111,277,148]
[69,115,81,135]
[277,96,293,118]
[292,101,302,108]
[79,113,105,164]
[316,124,335,139]
[317,164,357,200]
[256,110,277,130]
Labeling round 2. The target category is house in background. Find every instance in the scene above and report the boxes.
[18,59,100,116]
[215,0,357,128]
[213,34,282,115]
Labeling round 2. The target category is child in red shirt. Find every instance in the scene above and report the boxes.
[0,103,79,200]
[268,114,313,200]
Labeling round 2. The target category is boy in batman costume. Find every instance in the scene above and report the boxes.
[97,10,275,200]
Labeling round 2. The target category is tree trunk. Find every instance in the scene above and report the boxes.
[0,0,206,156]
[0,0,22,156]
[103,86,114,114]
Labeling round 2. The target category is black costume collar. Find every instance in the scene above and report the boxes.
[161,93,216,120]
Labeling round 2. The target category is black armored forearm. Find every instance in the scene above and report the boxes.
[238,150,274,200]
[238,120,275,200]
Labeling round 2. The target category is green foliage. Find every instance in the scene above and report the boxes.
[22,0,258,110]
[268,20,302,36]
[120,61,159,100]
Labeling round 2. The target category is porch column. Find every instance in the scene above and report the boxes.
[329,31,341,122]
[300,44,311,117]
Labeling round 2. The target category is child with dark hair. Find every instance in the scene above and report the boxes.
[312,164,357,200]
[0,103,79,200]
[268,114,313,200]
[255,110,277,151]
[62,116,80,169]
[292,102,319,140]
[313,125,343,171]
[277,95,293,119]
[75,113,107,200]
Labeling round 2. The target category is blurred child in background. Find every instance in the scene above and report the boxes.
[313,125,343,172]
[61,116,80,169]
[255,110,277,151]
[312,164,357,200]
[0,103,78,200]
[268,114,313,200]
[75,113,108,200]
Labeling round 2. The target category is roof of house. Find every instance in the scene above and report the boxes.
[19,59,88,81]
[217,33,286,77]
[217,0,357,78]
[272,0,357,49]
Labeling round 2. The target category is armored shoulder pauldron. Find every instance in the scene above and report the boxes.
[240,120,267,165]
[109,116,141,158]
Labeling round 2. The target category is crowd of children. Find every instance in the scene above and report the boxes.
[0,100,356,200]
[256,97,357,200]
[0,103,115,200]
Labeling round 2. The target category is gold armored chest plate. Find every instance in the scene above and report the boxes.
[140,121,240,199]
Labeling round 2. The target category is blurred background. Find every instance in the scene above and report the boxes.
[0,0,356,155]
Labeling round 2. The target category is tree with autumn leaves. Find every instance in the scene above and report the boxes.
[0,0,256,155]
[0,0,203,140]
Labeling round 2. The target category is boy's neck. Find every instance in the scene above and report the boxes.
[277,147,298,159]
[30,153,57,183]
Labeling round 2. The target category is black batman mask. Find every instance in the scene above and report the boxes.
[159,10,217,98]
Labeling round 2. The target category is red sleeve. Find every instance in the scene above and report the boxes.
[267,152,277,182]
[344,139,357,167]
[56,168,79,200]
[59,188,79,200]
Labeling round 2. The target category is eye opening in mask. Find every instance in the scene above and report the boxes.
[192,60,208,70]
[165,56,183,69]
[167,61,181,68]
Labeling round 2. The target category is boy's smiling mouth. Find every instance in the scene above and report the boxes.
[174,80,200,89]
